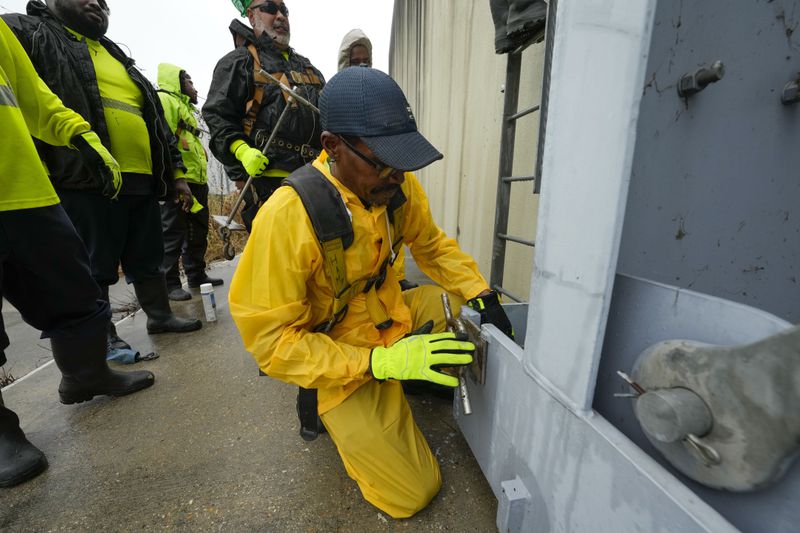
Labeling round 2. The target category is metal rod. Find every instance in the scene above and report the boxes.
[616,371,646,395]
[258,70,320,113]
[221,97,295,228]
[507,105,540,122]
[440,293,472,416]
[493,285,524,303]
[502,175,537,183]
[497,233,536,247]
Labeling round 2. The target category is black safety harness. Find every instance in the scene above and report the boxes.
[282,164,406,440]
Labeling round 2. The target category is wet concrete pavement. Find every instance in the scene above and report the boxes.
[1,259,498,531]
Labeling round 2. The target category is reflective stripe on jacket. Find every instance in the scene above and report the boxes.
[0,18,89,212]
[229,151,489,414]
[157,63,208,184]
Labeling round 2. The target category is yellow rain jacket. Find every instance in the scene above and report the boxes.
[229,152,488,414]
[0,19,90,212]
[157,63,208,185]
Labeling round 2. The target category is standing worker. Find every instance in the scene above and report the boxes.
[0,18,154,488]
[204,0,325,232]
[3,0,202,356]
[337,28,372,70]
[229,67,514,518]
[157,63,223,301]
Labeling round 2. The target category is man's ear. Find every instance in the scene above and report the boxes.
[246,8,257,28]
[320,132,340,159]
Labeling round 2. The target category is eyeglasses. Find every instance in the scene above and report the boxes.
[338,136,399,180]
[251,1,289,17]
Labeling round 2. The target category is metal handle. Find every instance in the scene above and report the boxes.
[441,293,472,416]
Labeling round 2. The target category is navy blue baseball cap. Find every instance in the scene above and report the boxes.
[320,67,443,172]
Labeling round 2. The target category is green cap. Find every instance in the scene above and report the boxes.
[231,0,252,16]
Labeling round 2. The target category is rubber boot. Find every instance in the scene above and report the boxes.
[399,279,419,291]
[51,333,155,404]
[107,320,131,351]
[133,276,202,334]
[100,285,131,351]
[167,286,192,302]
[0,390,48,487]
[165,266,191,301]
[187,274,224,288]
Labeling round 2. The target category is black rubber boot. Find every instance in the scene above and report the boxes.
[399,279,419,291]
[133,277,202,334]
[167,286,192,301]
[0,391,48,487]
[51,333,155,404]
[100,286,132,351]
[187,274,224,288]
[107,320,131,352]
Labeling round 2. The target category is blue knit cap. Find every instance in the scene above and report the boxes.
[320,68,443,172]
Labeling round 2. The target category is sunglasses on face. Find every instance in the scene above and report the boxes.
[338,136,399,180]
[251,1,289,17]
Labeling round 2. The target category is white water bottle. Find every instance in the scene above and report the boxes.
[200,283,217,322]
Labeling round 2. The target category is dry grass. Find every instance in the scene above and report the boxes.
[0,367,15,388]
[206,192,250,263]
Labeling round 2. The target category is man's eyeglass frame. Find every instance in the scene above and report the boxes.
[251,1,289,17]
[337,136,400,180]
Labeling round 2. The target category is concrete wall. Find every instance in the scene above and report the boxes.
[389,0,544,300]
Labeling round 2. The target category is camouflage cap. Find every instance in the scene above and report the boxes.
[231,0,252,16]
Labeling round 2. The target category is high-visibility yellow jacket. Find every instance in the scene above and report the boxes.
[157,63,208,185]
[229,152,489,413]
[0,18,90,212]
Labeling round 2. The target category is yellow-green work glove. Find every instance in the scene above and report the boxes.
[370,332,475,387]
[190,196,204,214]
[71,131,122,199]
[232,141,269,177]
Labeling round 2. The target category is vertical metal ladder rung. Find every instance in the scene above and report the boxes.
[492,286,525,303]
[502,175,536,183]
[507,105,540,122]
[497,234,536,248]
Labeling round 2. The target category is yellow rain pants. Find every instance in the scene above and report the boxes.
[321,285,465,518]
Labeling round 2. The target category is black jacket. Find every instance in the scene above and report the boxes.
[203,31,324,174]
[223,19,255,183]
[2,1,184,198]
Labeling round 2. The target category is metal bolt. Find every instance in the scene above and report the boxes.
[781,73,800,105]
[677,61,725,98]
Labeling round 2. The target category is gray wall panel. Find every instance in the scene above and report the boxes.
[618,0,800,322]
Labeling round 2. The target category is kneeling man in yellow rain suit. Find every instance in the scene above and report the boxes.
[229,67,513,518]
